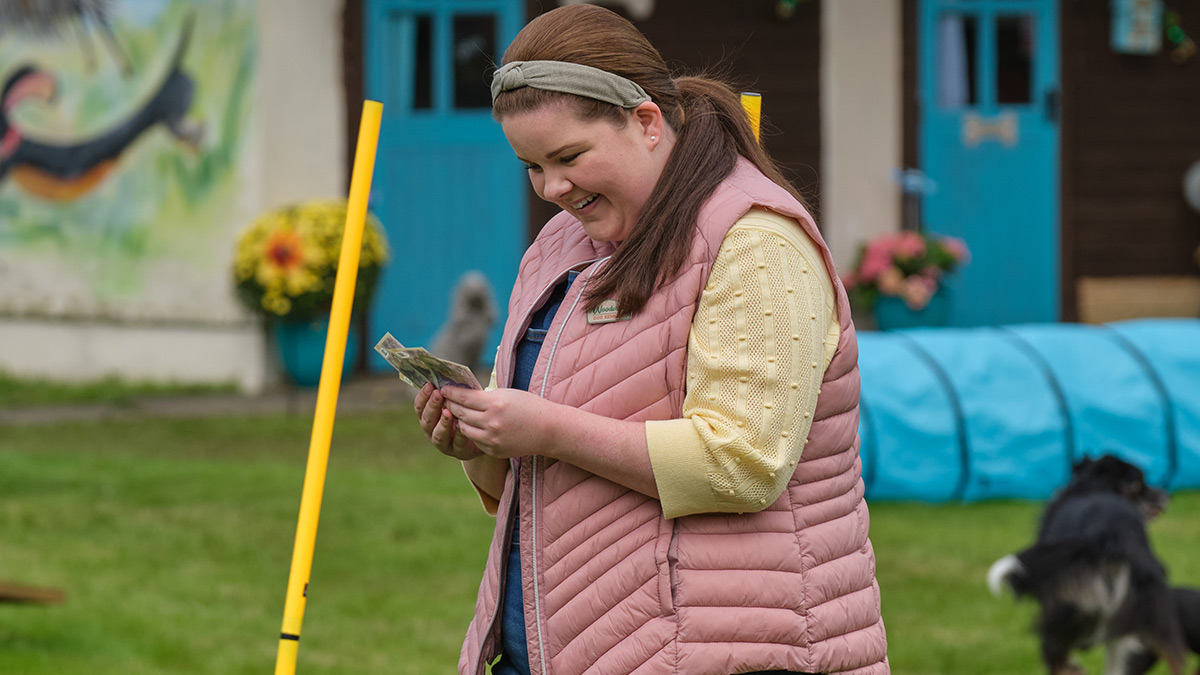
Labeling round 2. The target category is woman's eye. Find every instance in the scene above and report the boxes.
[523,162,541,173]
[561,152,581,164]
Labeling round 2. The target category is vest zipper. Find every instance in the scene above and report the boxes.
[528,266,596,675]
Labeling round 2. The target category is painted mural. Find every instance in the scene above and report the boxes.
[0,0,256,321]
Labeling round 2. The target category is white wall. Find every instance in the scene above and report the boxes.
[1,317,269,393]
[257,0,347,208]
[0,0,346,393]
[821,0,903,272]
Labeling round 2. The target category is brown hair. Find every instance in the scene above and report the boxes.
[493,4,807,314]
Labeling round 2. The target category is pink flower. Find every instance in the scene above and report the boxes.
[941,236,969,263]
[845,231,972,309]
[858,239,896,281]
[893,231,926,260]
[900,275,937,310]
[877,266,905,295]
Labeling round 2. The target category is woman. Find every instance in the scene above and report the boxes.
[415,5,888,675]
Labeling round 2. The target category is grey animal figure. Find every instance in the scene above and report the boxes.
[988,454,1187,675]
[431,271,497,376]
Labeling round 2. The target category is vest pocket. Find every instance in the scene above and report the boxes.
[655,517,679,616]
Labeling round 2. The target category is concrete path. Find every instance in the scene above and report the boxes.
[0,374,416,426]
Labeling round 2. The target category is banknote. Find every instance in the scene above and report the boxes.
[374,332,482,390]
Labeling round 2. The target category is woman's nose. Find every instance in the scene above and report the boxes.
[541,170,572,201]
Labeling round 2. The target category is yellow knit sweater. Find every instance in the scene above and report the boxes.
[646,208,838,518]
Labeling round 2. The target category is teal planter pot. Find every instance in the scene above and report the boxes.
[273,316,361,387]
[874,292,950,331]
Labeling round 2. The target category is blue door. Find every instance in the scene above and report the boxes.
[919,0,1060,326]
[365,0,525,367]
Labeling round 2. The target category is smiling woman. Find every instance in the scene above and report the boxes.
[406,5,890,675]
[499,100,666,243]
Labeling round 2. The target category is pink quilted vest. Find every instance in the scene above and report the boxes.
[458,158,888,675]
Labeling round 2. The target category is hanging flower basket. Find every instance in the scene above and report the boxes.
[842,230,969,330]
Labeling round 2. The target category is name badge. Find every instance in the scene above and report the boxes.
[586,299,632,324]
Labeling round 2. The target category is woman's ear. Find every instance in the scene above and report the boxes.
[631,101,664,145]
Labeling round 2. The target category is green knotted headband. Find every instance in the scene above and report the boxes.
[490,60,651,108]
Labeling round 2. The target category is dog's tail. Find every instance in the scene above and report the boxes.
[991,535,1128,601]
[987,554,1029,598]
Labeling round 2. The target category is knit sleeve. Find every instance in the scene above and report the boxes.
[646,208,838,519]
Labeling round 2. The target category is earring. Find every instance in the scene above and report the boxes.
[651,135,657,142]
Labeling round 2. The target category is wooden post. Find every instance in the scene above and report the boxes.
[0,581,65,604]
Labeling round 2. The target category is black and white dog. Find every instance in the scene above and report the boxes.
[1125,586,1200,675]
[988,454,1187,675]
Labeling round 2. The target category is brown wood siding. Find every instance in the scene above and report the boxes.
[902,0,918,171]
[344,0,365,194]
[1061,0,1200,284]
[522,0,822,239]
[342,0,367,370]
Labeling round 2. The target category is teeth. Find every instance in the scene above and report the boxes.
[573,194,598,209]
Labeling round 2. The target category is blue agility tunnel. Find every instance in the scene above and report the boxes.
[856,319,1200,502]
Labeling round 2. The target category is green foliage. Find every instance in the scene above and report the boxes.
[0,372,236,408]
[1,409,1197,674]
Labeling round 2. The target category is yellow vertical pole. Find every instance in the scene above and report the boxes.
[274,99,383,675]
[741,92,762,141]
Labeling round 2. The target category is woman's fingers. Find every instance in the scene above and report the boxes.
[448,422,484,460]
[443,401,473,429]
[414,382,433,413]
[417,385,447,434]
[429,407,456,448]
[414,383,483,460]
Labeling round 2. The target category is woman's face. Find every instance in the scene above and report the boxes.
[500,101,669,243]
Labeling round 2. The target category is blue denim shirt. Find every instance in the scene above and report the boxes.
[491,272,575,675]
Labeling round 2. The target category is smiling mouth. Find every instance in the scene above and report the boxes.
[572,194,598,210]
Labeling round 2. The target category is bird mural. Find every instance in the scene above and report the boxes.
[0,15,202,201]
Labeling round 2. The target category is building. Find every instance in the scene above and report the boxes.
[1,0,1196,391]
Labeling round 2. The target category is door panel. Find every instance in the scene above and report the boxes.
[365,0,525,366]
[920,0,1060,326]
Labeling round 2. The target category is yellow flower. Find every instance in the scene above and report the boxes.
[232,200,390,321]
[256,227,323,296]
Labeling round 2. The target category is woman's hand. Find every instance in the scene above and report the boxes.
[441,386,659,498]
[414,383,484,461]
[439,387,554,459]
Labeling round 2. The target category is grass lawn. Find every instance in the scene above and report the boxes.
[0,372,237,409]
[2,407,1198,674]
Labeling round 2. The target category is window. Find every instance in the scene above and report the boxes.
[453,15,497,109]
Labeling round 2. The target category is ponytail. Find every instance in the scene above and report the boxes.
[584,74,808,315]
